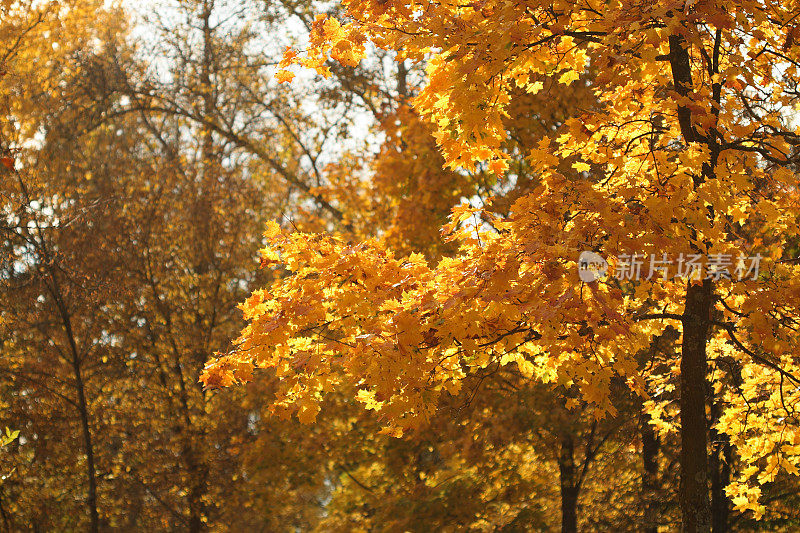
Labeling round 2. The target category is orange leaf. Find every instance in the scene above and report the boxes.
[488,159,508,176]
[275,70,295,83]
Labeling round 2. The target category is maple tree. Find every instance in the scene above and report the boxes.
[296,77,661,532]
[6,0,800,529]
[202,0,800,531]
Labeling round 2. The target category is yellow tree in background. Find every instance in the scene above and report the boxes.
[1,2,132,529]
[1,0,362,529]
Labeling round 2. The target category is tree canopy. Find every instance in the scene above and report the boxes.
[3,0,800,530]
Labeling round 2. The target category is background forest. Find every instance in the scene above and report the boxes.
[3,0,800,531]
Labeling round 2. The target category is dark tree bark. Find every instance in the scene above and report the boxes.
[69,339,100,533]
[679,278,713,533]
[641,411,661,533]
[668,28,721,533]
[185,3,215,531]
[710,400,731,533]
[558,432,579,533]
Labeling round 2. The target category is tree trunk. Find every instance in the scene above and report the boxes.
[668,30,715,533]
[710,438,731,533]
[71,355,99,533]
[397,59,408,99]
[710,399,731,533]
[12,154,101,533]
[558,433,579,533]
[50,269,99,532]
[641,411,661,533]
[54,289,100,533]
[680,278,713,533]
[711,362,742,533]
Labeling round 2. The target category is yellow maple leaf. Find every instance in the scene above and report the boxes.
[275,69,295,83]
[558,70,580,85]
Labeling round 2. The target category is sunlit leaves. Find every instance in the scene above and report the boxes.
[206,0,800,520]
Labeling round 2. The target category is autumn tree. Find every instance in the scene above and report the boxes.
[203,0,800,531]
[0,2,137,529]
[0,0,375,528]
[7,0,800,529]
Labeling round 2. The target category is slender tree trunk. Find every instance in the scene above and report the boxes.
[641,411,661,533]
[175,353,207,533]
[710,399,731,533]
[185,4,215,530]
[52,286,100,533]
[46,247,99,533]
[712,362,742,533]
[558,433,579,533]
[73,360,99,533]
[11,153,101,533]
[710,439,731,533]
[197,0,216,270]
[397,59,408,100]
[58,303,100,533]
[680,278,713,533]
